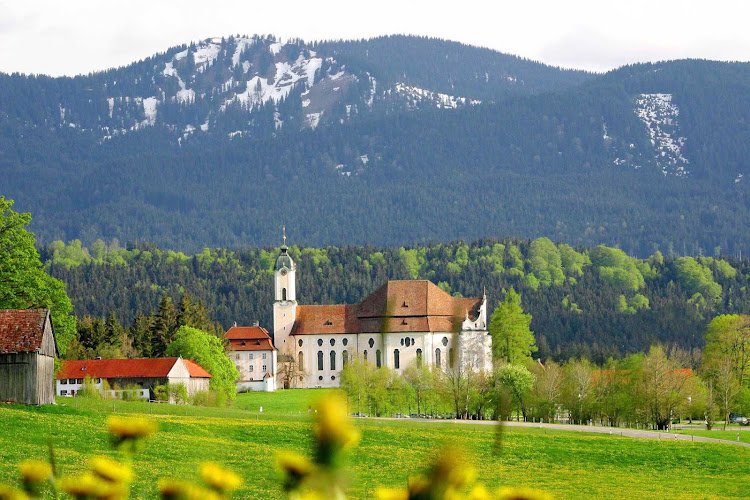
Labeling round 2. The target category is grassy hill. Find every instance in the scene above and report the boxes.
[0,391,748,499]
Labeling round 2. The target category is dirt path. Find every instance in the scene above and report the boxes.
[377,417,750,448]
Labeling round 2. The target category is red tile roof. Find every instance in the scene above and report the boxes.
[291,280,482,335]
[0,309,49,354]
[225,325,276,351]
[56,358,212,380]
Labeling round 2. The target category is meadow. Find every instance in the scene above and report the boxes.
[0,390,748,499]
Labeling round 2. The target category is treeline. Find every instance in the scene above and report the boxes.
[45,237,750,363]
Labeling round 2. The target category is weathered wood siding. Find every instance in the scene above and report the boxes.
[0,352,37,404]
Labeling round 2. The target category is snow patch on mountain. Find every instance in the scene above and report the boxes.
[635,93,689,177]
[142,97,158,125]
[232,37,255,66]
[393,83,481,109]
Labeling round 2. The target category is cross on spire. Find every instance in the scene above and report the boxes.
[282,225,287,246]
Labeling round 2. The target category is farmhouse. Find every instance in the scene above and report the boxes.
[225,324,277,392]
[0,309,58,405]
[56,357,211,400]
[272,244,492,389]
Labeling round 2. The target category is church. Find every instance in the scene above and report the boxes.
[272,243,492,389]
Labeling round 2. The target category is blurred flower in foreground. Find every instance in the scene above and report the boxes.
[496,486,552,500]
[313,393,360,466]
[91,456,133,485]
[0,484,29,500]
[60,473,126,500]
[158,479,221,500]
[18,459,51,495]
[277,452,315,493]
[106,416,157,452]
[199,462,242,494]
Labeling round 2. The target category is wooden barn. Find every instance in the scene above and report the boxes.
[0,309,58,405]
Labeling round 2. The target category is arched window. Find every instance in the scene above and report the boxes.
[435,348,441,368]
[363,350,368,362]
[342,350,349,366]
[449,348,455,368]
[298,351,304,371]
[330,350,336,371]
[394,349,400,369]
[317,351,324,371]
[416,348,423,367]
[376,349,382,368]
[282,288,287,301]
[368,338,375,348]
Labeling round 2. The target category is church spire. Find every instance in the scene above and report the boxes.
[282,225,287,246]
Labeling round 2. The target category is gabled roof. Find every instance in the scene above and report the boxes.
[225,325,276,351]
[291,280,482,335]
[0,309,51,354]
[56,358,212,380]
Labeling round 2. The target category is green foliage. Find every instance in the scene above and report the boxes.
[674,257,722,305]
[165,326,239,402]
[528,238,564,287]
[489,288,536,364]
[589,246,645,291]
[494,364,535,417]
[0,197,76,354]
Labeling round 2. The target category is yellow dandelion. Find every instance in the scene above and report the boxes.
[496,486,553,500]
[91,456,133,484]
[59,473,126,500]
[199,462,242,493]
[374,487,409,500]
[276,452,315,492]
[0,484,30,500]
[18,460,52,483]
[158,479,221,500]
[313,394,360,451]
[106,416,157,440]
[446,463,476,489]
[468,484,492,500]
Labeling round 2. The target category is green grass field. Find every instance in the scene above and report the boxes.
[0,390,748,499]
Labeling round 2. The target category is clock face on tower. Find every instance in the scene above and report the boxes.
[280,269,288,276]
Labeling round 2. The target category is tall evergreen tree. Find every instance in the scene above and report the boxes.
[489,288,536,365]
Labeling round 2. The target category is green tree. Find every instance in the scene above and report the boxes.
[489,288,536,364]
[165,326,239,403]
[0,197,76,354]
[494,364,535,421]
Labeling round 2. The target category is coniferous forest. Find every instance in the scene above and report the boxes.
[43,237,750,364]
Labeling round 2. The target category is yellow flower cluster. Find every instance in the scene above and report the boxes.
[106,416,157,440]
[199,463,243,493]
[313,393,360,452]
[59,473,127,500]
[277,452,315,492]
[0,484,29,500]
[91,456,134,484]
[158,479,221,500]
[18,461,51,484]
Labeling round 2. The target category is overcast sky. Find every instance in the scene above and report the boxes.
[1,0,748,76]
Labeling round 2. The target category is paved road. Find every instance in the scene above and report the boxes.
[377,417,750,448]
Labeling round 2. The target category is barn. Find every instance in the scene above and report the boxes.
[0,309,58,405]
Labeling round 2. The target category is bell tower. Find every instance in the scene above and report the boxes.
[273,226,297,351]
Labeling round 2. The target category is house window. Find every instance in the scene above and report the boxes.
[236,353,240,360]
[298,339,303,347]
[435,348,441,368]
[249,365,254,372]
[263,365,267,372]
[262,353,267,359]
[318,339,323,346]
[298,351,304,370]
[330,339,335,346]
[416,349,423,367]
[368,338,374,348]
[363,350,368,362]
[282,288,287,301]
[442,337,448,347]
[394,349,400,369]
[343,350,349,366]
[61,390,67,395]
[405,337,411,347]
[330,351,336,371]
[317,351,324,371]
[376,349,382,368]
[449,348,455,368]
[342,338,348,346]
[249,353,254,360]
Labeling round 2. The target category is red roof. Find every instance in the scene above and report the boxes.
[56,358,212,380]
[0,309,50,354]
[225,325,276,351]
[291,280,482,335]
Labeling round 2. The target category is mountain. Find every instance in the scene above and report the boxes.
[0,35,748,255]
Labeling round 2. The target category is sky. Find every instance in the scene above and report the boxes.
[0,0,748,76]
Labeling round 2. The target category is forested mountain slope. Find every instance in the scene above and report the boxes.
[1,36,748,255]
[44,238,750,363]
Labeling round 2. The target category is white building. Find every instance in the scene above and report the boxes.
[272,244,492,389]
[225,325,277,392]
[55,357,212,400]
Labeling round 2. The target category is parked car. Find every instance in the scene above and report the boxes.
[729,414,748,425]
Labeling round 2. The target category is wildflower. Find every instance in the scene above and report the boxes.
[276,452,315,492]
[496,486,552,500]
[0,484,29,500]
[374,488,409,500]
[158,479,221,500]
[199,463,242,493]
[313,394,360,456]
[91,456,133,484]
[18,459,52,484]
[468,484,492,500]
[106,416,157,451]
[59,473,126,500]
